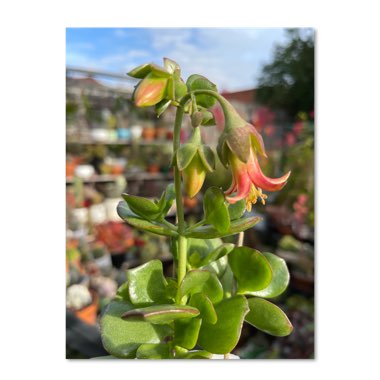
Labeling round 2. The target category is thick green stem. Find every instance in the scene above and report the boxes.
[176,235,187,304]
[173,90,232,304]
[173,104,188,303]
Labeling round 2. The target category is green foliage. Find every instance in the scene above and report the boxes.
[127,260,169,305]
[245,297,293,336]
[228,247,273,293]
[249,252,290,299]
[99,57,295,359]
[197,296,249,354]
[203,187,230,233]
[256,29,314,118]
[121,304,200,324]
[100,300,173,358]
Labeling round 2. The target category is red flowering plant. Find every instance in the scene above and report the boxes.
[100,58,293,359]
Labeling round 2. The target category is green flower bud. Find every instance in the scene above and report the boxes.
[134,73,168,107]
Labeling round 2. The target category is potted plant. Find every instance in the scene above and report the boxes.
[66,284,99,326]
[99,58,293,359]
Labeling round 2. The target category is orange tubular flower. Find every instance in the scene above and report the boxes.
[225,147,290,211]
[217,101,290,211]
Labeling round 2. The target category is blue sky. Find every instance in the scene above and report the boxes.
[66,28,310,92]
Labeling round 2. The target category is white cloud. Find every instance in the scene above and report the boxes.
[66,28,293,92]
[145,28,288,91]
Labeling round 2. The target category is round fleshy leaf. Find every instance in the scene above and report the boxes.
[245,297,293,337]
[201,256,228,278]
[228,199,246,221]
[228,247,272,293]
[176,143,198,170]
[199,243,235,267]
[127,260,169,306]
[115,281,130,302]
[203,187,230,234]
[219,265,234,298]
[100,301,172,358]
[189,293,217,324]
[180,270,223,304]
[176,350,213,359]
[186,237,223,267]
[121,304,199,324]
[185,216,262,239]
[173,317,202,349]
[197,296,249,354]
[249,252,290,298]
[186,74,218,108]
[136,343,171,359]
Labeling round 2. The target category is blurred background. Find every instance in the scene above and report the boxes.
[66,27,314,359]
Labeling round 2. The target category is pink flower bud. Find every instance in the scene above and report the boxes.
[134,73,168,107]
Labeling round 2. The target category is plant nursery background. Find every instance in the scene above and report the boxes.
[66,27,314,359]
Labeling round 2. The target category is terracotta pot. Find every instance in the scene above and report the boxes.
[111,165,124,175]
[142,127,155,141]
[74,292,99,326]
[147,164,160,173]
[66,161,76,177]
[155,127,167,140]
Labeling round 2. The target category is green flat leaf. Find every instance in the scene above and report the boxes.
[176,350,213,359]
[150,63,171,78]
[186,74,218,108]
[136,343,171,359]
[174,317,202,349]
[156,183,176,217]
[187,237,223,268]
[219,265,234,298]
[228,199,246,221]
[176,143,198,170]
[117,201,177,237]
[100,301,172,358]
[228,247,272,293]
[199,243,235,267]
[189,293,217,324]
[165,277,178,301]
[197,296,249,354]
[127,260,169,306]
[249,252,290,299]
[203,187,230,233]
[245,298,293,337]
[127,63,152,78]
[122,304,200,324]
[164,57,180,74]
[199,109,216,126]
[201,256,228,278]
[115,281,130,302]
[180,270,223,304]
[185,216,262,239]
[197,145,216,172]
[155,99,172,117]
[122,194,160,220]
[174,74,187,100]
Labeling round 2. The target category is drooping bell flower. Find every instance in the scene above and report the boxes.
[217,99,290,211]
[177,127,215,198]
